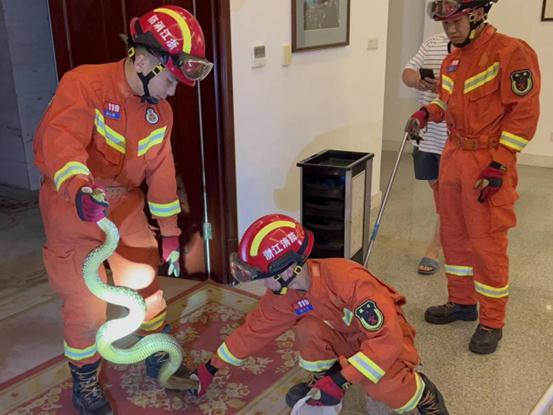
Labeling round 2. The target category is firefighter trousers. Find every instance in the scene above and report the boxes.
[438,141,519,328]
[39,184,167,366]
[293,316,422,412]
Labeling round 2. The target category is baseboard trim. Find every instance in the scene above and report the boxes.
[382,139,412,153]
[518,152,553,168]
[370,190,382,213]
[383,140,553,168]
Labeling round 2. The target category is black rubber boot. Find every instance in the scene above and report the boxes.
[141,324,193,383]
[469,324,503,354]
[145,351,193,381]
[424,302,478,324]
[285,361,342,408]
[69,361,113,415]
[416,373,449,415]
[286,382,313,408]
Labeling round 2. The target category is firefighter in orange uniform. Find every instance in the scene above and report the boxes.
[187,214,449,415]
[33,6,213,414]
[405,0,540,354]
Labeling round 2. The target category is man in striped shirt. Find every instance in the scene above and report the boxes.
[402,32,451,275]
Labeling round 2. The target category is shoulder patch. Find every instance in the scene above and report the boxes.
[511,69,533,96]
[354,300,384,331]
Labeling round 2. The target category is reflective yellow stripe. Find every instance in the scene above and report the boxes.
[348,352,385,383]
[464,62,500,94]
[138,126,167,156]
[500,130,529,152]
[217,342,246,366]
[431,98,448,111]
[323,320,335,329]
[395,373,425,413]
[342,308,353,326]
[445,264,473,277]
[140,310,167,331]
[148,199,181,217]
[64,341,97,361]
[250,220,296,256]
[94,109,126,154]
[54,161,90,191]
[298,356,337,372]
[442,75,454,94]
[475,281,509,299]
[155,7,192,53]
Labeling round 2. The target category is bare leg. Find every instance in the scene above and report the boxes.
[418,180,442,274]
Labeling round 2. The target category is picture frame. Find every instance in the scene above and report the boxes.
[292,0,351,52]
[543,0,553,21]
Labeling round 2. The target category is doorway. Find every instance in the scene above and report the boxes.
[48,0,237,283]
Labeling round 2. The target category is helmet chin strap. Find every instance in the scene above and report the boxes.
[453,12,487,48]
[137,63,165,104]
[272,264,303,295]
[128,45,166,104]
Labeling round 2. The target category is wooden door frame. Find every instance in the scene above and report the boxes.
[198,0,238,284]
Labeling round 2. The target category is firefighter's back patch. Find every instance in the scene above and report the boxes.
[355,300,384,331]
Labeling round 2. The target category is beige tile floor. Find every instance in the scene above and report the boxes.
[1,151,553,414]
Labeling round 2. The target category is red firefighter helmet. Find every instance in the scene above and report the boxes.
[427,0,498,21]
[230,214,314,283]
[129,5,213,86]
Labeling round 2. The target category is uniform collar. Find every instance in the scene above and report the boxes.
[462,24,496,53]
[115,59,135,99]
[306,260,322,299]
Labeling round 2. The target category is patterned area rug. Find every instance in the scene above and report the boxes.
[0,282,304,414]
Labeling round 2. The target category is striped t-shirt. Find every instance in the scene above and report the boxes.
[405,33,450,155]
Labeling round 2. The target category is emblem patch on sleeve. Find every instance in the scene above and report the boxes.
[354,300,384,331]
[511,70,533,96]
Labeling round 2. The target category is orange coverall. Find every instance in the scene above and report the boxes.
[33,60,181,366]
[425,25,540,328]
[211,259,425,413]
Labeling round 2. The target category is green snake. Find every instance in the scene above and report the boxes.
[82,216,198,391]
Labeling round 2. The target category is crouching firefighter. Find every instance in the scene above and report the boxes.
[185,214,449,414]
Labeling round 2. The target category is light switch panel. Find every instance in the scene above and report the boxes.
[282,44,292,66]
[252,45,266,68]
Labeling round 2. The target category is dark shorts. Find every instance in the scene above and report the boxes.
[412,147,441,181]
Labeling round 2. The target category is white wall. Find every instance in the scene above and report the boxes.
[423,0,442,38]
[382,0,425,149]
[230,0,389,235]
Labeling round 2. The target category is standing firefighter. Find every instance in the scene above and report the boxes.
[405,0,540,354]
[33,6,213,414]
[187,214,449,415]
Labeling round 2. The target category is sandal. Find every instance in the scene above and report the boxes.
[417,257,439,275]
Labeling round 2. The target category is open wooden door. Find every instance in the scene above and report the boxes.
[48,0,237,283]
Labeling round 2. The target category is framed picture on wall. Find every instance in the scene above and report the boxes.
[292,0,351,52]
[543,0,553,20]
